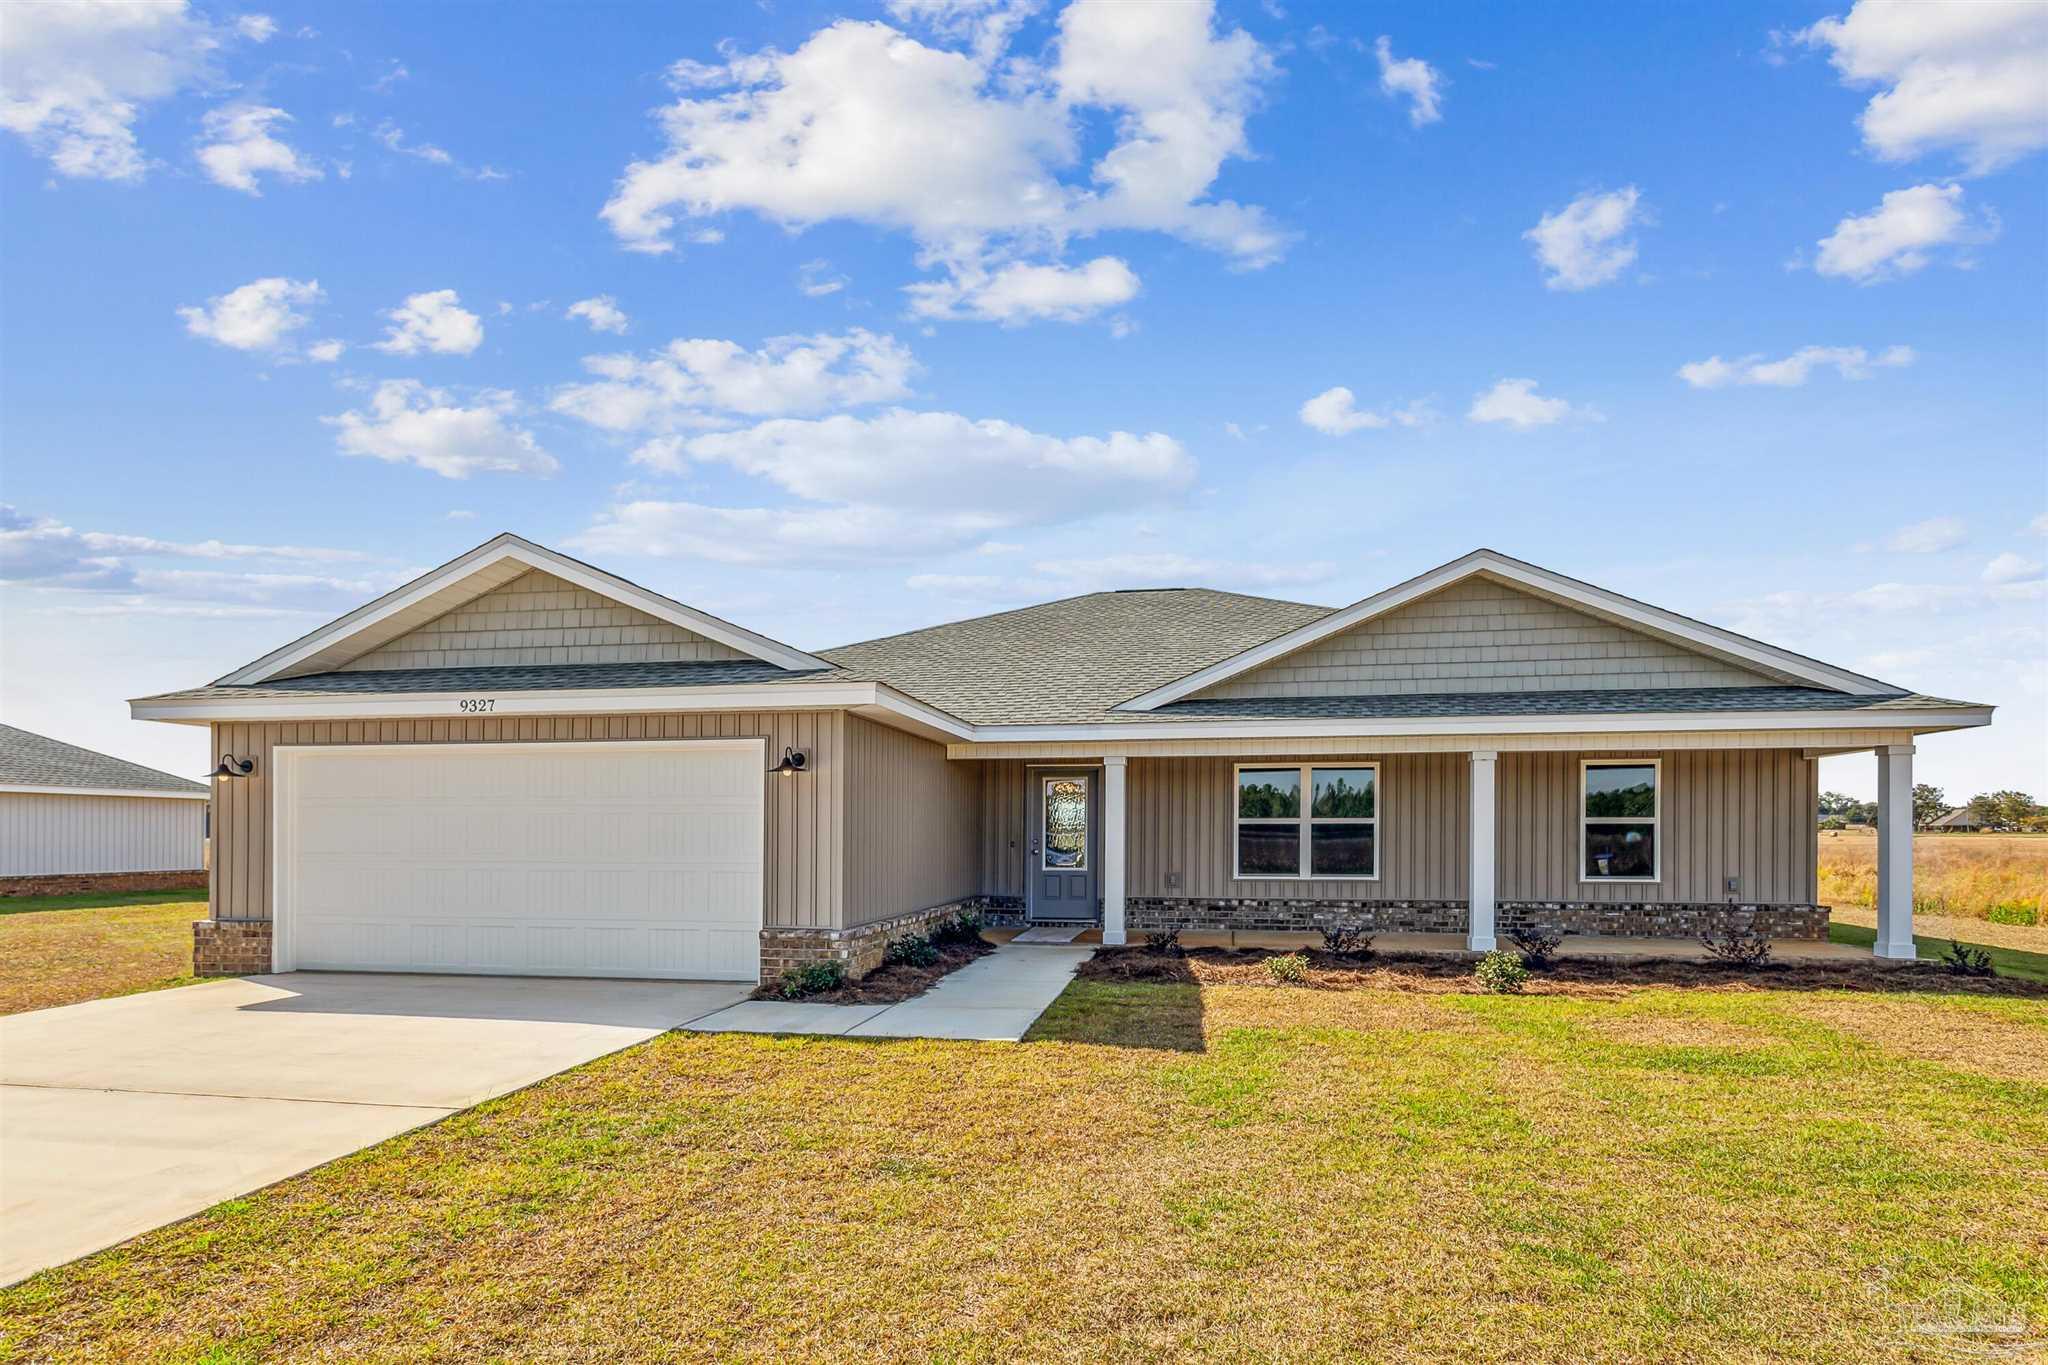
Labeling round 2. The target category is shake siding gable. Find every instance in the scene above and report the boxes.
[1192,577,1778,700]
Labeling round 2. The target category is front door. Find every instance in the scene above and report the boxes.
[1027,769,1100,922]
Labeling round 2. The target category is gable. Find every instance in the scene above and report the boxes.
[334,569,754,673]
[1190,576,1781,701]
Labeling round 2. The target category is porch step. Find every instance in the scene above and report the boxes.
[1011,925,1087,944]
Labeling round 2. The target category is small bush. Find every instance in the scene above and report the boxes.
[1940,939,1994,977]
[883,933,940,968]
[1144,922,1184,955]
[1508,926,1564,968]
[1265,952,1309,984]
[1473,949,1529,994]
[775,960,847,999]
[1699,924,1773,968]
[930,910,985,946]
[1987,901,2040,927]
[1319,920,1376,957]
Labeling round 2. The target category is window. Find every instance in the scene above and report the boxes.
[1582,760,1658,881]
[1042,777,1088,870]
[1235,763,1378,879]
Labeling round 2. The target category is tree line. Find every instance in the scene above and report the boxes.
[1818,787,2047,832]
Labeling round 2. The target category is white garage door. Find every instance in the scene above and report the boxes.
[276,741,763,981]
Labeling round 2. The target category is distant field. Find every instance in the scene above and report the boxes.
[1819,830,2045,924]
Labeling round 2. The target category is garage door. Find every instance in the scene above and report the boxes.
[276,741,763,980]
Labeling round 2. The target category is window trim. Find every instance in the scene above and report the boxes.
[1579,757,1661,884]
[1232,761,1380,882]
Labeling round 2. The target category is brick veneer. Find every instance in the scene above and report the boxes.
[193,920,273,975]
[760,895,1015,980]
[1127,896,1829,941]
[0,869,206,898]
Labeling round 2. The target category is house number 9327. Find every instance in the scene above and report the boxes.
[457,698,496,713]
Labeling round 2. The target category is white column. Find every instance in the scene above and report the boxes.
[1467,750,1497,952]
[1102,756,1128,945]
[1874,743,1917,960]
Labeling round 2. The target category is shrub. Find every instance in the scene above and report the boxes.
[1508,926,1564,968]
[1699,924,1773,968]
[931,910,986,945]
[883,933,940,968]
[775,960,846,998]
[1473,949,1529,994]
[1144,922,1184,955]
[1265,952,1309,984]
[1987,900,2040,927]
[1319,919,1376,957]
[1940,939,1994,977]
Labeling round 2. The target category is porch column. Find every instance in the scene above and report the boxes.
[1102,755,1128,945]
[1874,743,1917,959]
[1467,750,1497,952]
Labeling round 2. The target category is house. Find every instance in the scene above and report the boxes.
[0,724,209,895]
[130,535,1993,980]
[1928,807,1986,832]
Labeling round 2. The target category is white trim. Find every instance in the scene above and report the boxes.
[270,737,765,976]
[965,707,1990,743]
[0,784,209,801]
[1116,550,1899,711]
[1232,761,1380,882]
[1102,756,1127,946]
[220,534,829,685]
[1874,744,1917,959]
[1467,751,1497,952]
[1579,757,1661,885]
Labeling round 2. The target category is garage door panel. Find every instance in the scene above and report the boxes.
[282,743,764,981]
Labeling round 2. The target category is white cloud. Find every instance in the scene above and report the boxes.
[176,277,322,352]
[905,256,1139,323]
[325,381,558,479]
[565,295,629,334]
[234,14,276,42]
[1812,182,1996,282]
[1677,344,1914,388]
[446,509,477,521]
[373,119,506,181]
[1983,551,2044,584]
[1298,387,1435,435]
[797,260,849,297]
[573,408,1193,567]
[1524,187,1644,291]
[551,329,917,436]
[2029,513,2048,537]
[373,289,485,356]
[1466,378,1594,429]
[913,549,1335,600]
[600,2,1284,319]
[1885,515,1968,553]
[1374,35,1442,127]
[195,103,320,194]
[305,338,345,363]
[1796,0,2048,175]
[0,0,220,181]
[1,503,373,600]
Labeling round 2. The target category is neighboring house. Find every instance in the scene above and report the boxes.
[1928,808,1985,833]
[131,536,1993,980]
[0,724,209,892]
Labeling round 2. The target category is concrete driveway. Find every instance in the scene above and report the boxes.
[0,973,750,1285]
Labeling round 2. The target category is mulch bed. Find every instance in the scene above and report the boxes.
[1077,945,2048,999]
[752,933,999,1005]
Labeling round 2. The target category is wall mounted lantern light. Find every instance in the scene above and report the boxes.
[769,747,809,777]
[214,753,256,780]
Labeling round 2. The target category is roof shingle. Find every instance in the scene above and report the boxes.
[0,724,207,793]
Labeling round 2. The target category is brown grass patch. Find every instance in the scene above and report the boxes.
[0,899,200,1014]
[1777,996,2048,1085]
[1585,1012,1777,1050]
[1820,830,2046,922]
[751,933,997,1004]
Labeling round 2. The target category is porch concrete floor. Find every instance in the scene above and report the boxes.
[1166,930,1868,961]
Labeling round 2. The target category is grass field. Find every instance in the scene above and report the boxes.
[3,977,2044,1362]
[0,891,201,1015]
[1819,831,2046,924]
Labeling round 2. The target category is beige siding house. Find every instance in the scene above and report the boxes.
[134,535,1992,980]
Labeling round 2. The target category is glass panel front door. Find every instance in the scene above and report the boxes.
[1028,770,1100,922]
[1043,777,1089,869]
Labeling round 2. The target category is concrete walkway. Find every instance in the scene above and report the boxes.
[0,973,750,1286]
[688,942,1094,1042]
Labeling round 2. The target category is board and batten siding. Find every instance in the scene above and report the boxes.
[1497,749,1818,904]
[209,711,844,930]
[0,792,205,877]
[1127,753,1469,901]
[977,758,1029,900]
[840,714,982,928]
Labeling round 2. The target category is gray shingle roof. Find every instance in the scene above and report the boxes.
[0,724,207,793]
[142,659,817,700]
[1152,687,1975,722]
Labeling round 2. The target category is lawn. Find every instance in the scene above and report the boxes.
[1819,830,2046,924]
[0,890,203,1015]
[4,977,2044,1361]
[1828,920,2048,985]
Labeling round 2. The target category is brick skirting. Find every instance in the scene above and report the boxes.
[760,896,1004,980]
[0,869,207,898]
[193,920,273,975]
[1127,896,1829,941]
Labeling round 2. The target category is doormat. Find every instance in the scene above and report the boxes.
[1012,925,1087,944]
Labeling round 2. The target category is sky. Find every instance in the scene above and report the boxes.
[2,0,2044,804]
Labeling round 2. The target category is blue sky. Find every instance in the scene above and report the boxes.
[3,0,2043,801]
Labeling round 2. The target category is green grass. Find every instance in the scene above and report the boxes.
[1830,921,2048,984]
[3,979,2044,1361]
[0,886,207,916]
[0,896,203,1014]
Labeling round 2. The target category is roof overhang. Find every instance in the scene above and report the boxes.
[1115,549,1901,711]
[0,783,210,800]
[215,533,830,685]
